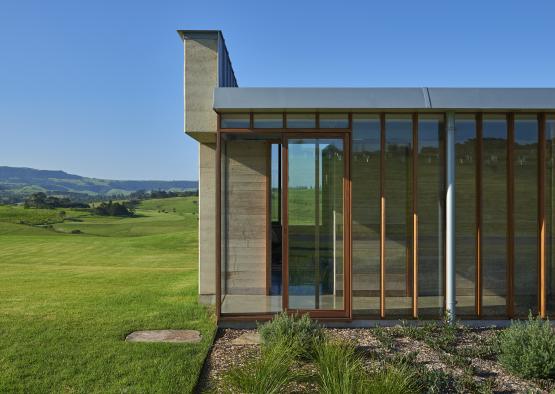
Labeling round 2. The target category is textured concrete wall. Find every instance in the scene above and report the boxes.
[181,32,221,303]
[183,34,218,136]
[199,143,216,301]
[223,141,268,295]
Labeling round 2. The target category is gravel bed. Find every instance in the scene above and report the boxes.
[196,326,552,393]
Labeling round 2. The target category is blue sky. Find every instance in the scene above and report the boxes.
[1,0,554,181]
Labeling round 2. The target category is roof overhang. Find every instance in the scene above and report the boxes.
[214,87,555,112]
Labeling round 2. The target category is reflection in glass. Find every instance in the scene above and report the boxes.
[455,115,477,316]
[547,116,555,318]
[288,138,344,310]
[320,113,349,128]
[418,115,445,317]
[514,115,539,316]
[269,143,282,296]
[221,113,250,128]
[384,115,413,316]
[351,115,381,315]
[482,115,508,317]
[254,113,283,129]
[221,135,281,313]
[286,113,316,128]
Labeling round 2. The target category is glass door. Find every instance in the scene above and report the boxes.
[283,135,349,316]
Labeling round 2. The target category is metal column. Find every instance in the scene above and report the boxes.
[446,112,456,322]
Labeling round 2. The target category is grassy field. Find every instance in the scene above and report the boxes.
[0,197,214,393]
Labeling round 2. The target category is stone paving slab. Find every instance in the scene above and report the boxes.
[126,330,202,343]
[230,331,261,345]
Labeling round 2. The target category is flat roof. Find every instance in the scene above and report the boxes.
[214,87,555,111]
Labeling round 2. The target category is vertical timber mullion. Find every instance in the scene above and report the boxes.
[380,113,386,318]
[314,142,320,309]
[412,113,419,318]
[507,113,515,318]
[345,132,352,318]
[539,113,547,318]
[476,113,483,318]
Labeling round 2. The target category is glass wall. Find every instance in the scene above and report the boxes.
[220,134,281,314]
[482,115,508,317]
[548,116,555,318]
[454,115,477,316]
[351,115,381,315]
[417,115,445,317]
[218,112,554,319]
[514,115,539,316]
[384,115,413,316]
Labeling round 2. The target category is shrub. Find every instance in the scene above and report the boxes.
[258,312,324,359]
[498,314,555,379]
[221,339,299,394]
[314,340,367,394]
[93,201,134,217]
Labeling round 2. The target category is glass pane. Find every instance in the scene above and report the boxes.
[455,115,477,316]
[384,115,413,317]
[514,115,538,316]
[288,138,344,310]
[271,144,281,223]
[270,144,282,296]
[220,136,281,313]
[286,113,316,128]
[482,114,508,317]
[351,115,381,315]
[221,113,250,128]
[254,113,283,129]
[418,114,445,317]
[547,116,555,318]
[320,113,349,128]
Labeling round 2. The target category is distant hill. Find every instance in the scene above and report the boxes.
[0,166,198,200]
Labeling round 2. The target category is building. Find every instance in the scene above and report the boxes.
[178,30,555,324]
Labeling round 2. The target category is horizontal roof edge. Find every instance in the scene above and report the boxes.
[214,87,555,110]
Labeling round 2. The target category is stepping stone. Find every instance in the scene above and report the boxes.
[231,332,261,345]
[126,330,201,343]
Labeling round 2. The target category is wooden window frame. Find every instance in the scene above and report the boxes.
[216,129,352,322]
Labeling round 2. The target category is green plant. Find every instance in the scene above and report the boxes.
[314,340,368,394]
[372,326,395,350]
[417,369,452,394]
[366,364,422,394]
[433,317,458,352]
[258,312,324,359]
[456,331,500,360]
[221,340,300,394]
[498,314,555,379]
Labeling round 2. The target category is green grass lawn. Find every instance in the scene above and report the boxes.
[0,197,214,393]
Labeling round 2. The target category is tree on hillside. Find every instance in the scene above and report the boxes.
[24,192,89,209]
[93,201,134,217]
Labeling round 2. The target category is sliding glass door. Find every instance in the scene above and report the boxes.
[284,135,349,316]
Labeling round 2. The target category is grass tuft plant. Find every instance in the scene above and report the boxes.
[220,339,300,394]
[314,340,368,394]
[498,313,555,379]
[366,364,422,394]
[258,312,324,359]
